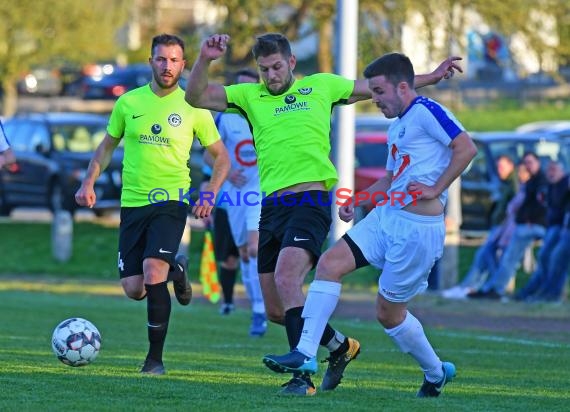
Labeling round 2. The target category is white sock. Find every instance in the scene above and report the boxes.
[240,259,252,302]
[385,311,443,383]
[297,280,342,358]
[247,257,265,314]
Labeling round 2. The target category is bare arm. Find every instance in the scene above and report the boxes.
[75,134,121,208]
[185,34,231,112]
[414,56,463,89]
[407,132,477,200]
[339,171,393,222]
[0,148,16,169]
[192,139,230,218]
[347,56,463,104]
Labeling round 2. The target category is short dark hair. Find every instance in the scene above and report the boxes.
[497,154,514,164]
[363,53,415,87]
[522,151,540,162]
[252,33,292,59]
[234,68,259,82]
[151,33,185,56]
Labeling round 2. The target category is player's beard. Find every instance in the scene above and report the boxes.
[268,71,294,96]
[154,70,180,90]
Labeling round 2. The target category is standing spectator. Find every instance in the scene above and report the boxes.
[185,33,461,395]
[75,33,230,375]
[468,152,547,299]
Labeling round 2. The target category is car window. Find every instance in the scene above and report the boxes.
[487,140,561,167]
[462,143,489,181]
[50,123,108,152]
[3,120,49,152]
[355,142,388,168]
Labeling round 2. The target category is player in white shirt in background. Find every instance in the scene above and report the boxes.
[215,68,267,336]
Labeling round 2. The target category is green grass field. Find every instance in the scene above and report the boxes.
[1,220,568,410]
[1,282,570,411]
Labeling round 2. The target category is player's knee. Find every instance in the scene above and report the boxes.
[247,244,258,259]
[274,272,298,291]
[266,309,285,325]
[122,282,145,300]
[315,253,341,281]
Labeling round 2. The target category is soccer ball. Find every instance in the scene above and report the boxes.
[51,317,102,367]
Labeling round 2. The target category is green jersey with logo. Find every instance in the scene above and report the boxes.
[108,85,220,207]
[224,73,353,195]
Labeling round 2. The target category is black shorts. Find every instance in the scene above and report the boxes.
[258,191,332,273]
[212,208,239,262]
[118,201,188,278]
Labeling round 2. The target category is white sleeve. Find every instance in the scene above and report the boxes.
[0,121,10,152]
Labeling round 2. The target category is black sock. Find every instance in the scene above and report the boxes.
[331,338,349,357]
[284,306,304,350]
[320,324,336,346]
[219,267,237,304]
[145,282,171,363]
[167,262,183,283]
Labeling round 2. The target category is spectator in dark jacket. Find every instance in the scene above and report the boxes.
[468,152,548,299]
[442,155,517,299]
[520,163,570,302]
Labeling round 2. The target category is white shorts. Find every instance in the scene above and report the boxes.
[226,200,261,247]
[346,206,444,302]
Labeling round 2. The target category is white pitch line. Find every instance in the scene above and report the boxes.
[433,330,570,349]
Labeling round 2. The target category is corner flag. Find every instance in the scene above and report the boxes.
[199,230,220,303]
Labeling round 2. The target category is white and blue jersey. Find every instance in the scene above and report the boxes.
[386,96,464,209]
[215,112,261,246]
[215,112,259,194]
[0,120,11,152]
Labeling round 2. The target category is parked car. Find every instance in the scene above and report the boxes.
[460,131,569,231]
[81,64,152,100]
[0,112,122,216]
[516,120,570,138]
[353,114,392,193]
[17,67,63,96]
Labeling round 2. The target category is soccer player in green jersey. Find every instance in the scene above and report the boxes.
[186,32,461,395]
[76,33,230,375]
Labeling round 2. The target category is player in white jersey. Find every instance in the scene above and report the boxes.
[216,68,267,336]
[263,53,477,397]
[0,119,16,169]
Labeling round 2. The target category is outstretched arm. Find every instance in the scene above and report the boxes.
[414,56,463,88]
[185,34,231,112]
[347,56,463,104]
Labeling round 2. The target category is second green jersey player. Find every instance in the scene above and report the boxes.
[185,32,462,395]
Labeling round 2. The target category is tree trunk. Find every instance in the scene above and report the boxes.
[1,81,19,118]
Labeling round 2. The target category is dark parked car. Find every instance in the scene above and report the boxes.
[460,131,569,231]
[81,64,152,100]
[0,112,122,216]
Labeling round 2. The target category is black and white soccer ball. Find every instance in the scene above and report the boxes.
[51,317,101,367]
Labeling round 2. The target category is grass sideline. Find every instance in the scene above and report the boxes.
[0,220,478,287]
[1,282,569,411]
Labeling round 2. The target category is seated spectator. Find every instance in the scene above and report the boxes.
[442,155,519,299]
[468,152,548,300]
[517,162,570,303]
